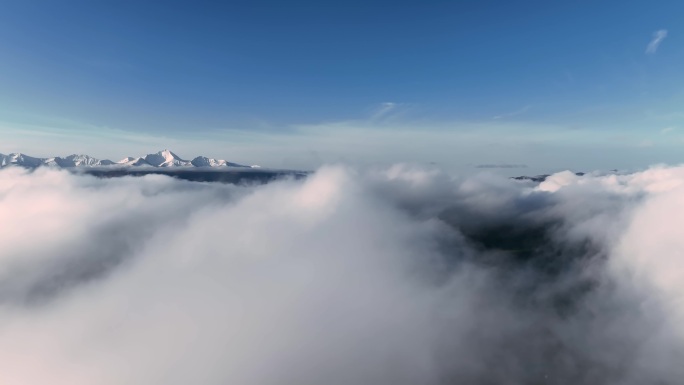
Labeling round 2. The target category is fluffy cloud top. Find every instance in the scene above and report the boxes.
[2,164,684,384]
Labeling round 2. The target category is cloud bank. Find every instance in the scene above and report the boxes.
[2,164,684,384]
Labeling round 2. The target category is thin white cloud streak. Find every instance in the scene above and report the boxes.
[370,102,398,120]
[3,164,684,383]
[492,105,531,120]
[646,29,668,54]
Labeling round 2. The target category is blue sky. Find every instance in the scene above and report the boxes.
[1,0,683,173]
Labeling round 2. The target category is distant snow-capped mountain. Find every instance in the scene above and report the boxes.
[115,157,151,167]
[0,153,44,168]
[190,156,245,168]
[0,149,252,169]
[141,149,192,167]
[44,154,116,167]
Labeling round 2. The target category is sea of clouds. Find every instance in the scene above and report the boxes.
[1,164,684,384]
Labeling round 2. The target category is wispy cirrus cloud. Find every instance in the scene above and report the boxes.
[646,29,668,54]
[370,102,399,120]
[492,105,531,120]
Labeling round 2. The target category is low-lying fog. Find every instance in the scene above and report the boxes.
[1,164,684,384]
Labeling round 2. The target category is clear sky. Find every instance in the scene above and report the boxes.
[1,0,683,173]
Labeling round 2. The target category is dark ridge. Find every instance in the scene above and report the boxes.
[512,172,585,183]
[78,168,310,184]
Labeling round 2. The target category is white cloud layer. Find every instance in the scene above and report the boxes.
[2,164,684,383]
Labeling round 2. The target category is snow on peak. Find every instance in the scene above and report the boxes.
[144,149,191,167]
[191,156,247,168]
[45,154,115,167]
[4,153,44,168]
[65,154,114,166]
[191,156,223,167]
[116,157,151,167]
[0,149,251,169]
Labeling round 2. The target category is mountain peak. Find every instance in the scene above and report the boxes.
[144,150,190,167]
[1,150,250,169]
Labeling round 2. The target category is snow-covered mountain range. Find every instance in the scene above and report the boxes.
[0,149,256,169]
